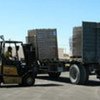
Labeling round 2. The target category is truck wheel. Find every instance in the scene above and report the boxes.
[48,72,61,78]
[69,64,88,85]
[23,75,35,86]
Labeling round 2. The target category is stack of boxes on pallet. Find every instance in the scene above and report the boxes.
[26,29,58,61]
[72,27,82,57]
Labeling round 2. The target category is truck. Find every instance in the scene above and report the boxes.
[26,22,100,85]
[0,35,36,86]
[1,21,100,86]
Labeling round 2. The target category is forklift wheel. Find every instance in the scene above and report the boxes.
[23,75,35,86]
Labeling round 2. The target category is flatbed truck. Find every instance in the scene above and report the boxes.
[29,22,100,85]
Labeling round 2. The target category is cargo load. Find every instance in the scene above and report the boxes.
[26,29,58,61]
[72,22,100,63]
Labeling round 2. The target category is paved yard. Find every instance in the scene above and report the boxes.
[0,72,100,100]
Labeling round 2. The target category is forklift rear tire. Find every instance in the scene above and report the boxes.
[69,63,88,85]
[48,72,61,78]
[23,75,35,86]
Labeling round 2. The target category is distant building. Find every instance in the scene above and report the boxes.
[26,29,58,61]
[58,48,69,60]
[58,48,64,59]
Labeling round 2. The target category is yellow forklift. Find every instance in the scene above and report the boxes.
[0,35,36,86]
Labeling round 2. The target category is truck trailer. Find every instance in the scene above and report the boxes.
[26,22,100,85]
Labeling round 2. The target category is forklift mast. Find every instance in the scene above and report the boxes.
[22,44,37,66]
[0,35,5,54]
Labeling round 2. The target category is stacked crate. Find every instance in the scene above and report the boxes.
[72,27,82,57]
[26,29,58,61]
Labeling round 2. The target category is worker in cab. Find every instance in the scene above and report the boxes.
[5,46,13,60]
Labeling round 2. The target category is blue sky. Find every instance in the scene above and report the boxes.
[0,0,100,53]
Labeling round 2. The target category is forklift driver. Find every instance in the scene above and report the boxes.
[5,46,13,60]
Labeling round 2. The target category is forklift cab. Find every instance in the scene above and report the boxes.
[0,36,35,86]
[3,41,23,65]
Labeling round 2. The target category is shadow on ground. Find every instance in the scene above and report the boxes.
[0,84,24,88]
[0,75,100,88]
[34,83,63,87]
[0,83,63,88]
[36,75,100,87]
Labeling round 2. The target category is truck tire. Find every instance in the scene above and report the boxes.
[23,75,35,86]
[48,72,61,78]
[69,64,88,85]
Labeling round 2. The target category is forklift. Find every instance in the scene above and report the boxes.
[0,35,36,86]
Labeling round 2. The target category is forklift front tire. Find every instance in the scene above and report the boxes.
[23,75,35,86]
